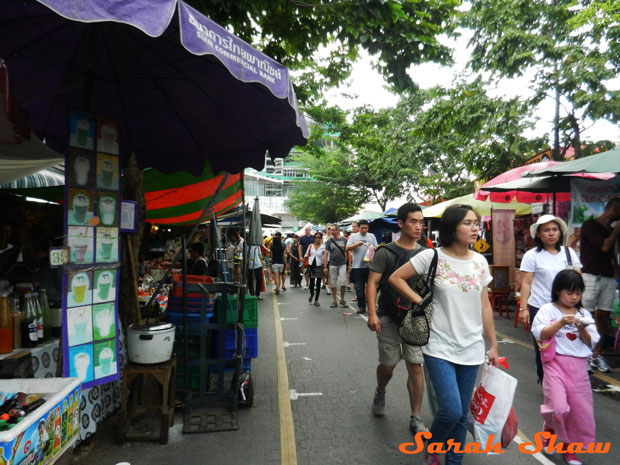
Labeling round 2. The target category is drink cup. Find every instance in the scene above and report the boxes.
[76,119,90,146]
[73,156,90,186]
[74,352,90,380]
[73,193,89,224]
[101,124,117,152]
[99,347,114,374]
[96,309,113,337]
[101,234,114,260]
[101,160,115,187]
[97,272,113,300]
[99,196,116,225]
[73,232,89,263]
[72,273,89,303]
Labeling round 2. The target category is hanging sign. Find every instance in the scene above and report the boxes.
[62,111,121,389]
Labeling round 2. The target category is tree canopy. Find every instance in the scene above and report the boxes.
[463,0,620,159]
[188,0,461,99]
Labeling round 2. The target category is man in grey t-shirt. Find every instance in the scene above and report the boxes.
[323,224,348,308]
[346,219,378,313]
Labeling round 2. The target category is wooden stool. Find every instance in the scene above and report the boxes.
[117,356,176,445]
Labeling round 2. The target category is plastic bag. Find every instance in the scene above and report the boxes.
[501,406,518,448]
[469,358,517,450]
[363,245,375,263]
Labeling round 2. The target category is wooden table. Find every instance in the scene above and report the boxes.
[117,356,176,445]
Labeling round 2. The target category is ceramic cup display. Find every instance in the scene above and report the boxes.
[101,124,117,152]
[74,352,90,380]
[101,233,114,260]
[73,156,90,186]
[99,196,116,225]
[95,308,113,338]
[72,273,89,304]
[97,271,113,300]
[73,193,89,224]
[99,347,114,374]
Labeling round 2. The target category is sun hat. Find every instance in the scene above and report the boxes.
[529,214,568,238]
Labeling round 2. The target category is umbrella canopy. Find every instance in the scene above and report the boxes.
[0,164,65,189]
[248,197,263,245]
[340,211,386,223]
[422,193,532,218]
[143,166,242,225]
[525,148,620,176]
[0,0,308,176]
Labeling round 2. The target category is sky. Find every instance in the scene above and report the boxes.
[324,33,620,211]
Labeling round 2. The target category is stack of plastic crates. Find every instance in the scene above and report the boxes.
[211,294,258,381]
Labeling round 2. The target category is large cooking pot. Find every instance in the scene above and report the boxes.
[127,321,175,364]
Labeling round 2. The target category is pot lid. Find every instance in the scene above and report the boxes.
[129,321,174,332]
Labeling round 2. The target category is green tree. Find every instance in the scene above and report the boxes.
[188,0,462,98]
[286,149,365,224]
[463,0,620,160]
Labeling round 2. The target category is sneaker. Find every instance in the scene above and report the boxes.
[409,415,429,434]
[563,452,582,465]
[304,285,309,290]
[330,302,338,308]
[340,300,347,308]
[326,288,332,295]
[596,355,612,373]
[541,425,555,455]
[424,452,440,465]
[371,390,385,416]
[588,356,599,373]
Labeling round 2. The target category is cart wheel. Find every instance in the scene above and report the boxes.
[238,372,254,408]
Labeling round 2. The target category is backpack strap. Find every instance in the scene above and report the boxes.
[564,246,572,266]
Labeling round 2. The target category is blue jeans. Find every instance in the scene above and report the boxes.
[352,268,369,309]
[423,355,480,465]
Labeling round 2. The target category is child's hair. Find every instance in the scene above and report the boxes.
[551,269,585,306]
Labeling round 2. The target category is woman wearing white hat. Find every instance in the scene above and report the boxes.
[518,214,582,383]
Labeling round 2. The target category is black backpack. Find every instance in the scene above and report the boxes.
[377,242,426,325]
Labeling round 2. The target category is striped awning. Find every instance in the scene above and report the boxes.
[144,165,243,226]
[0,163,65,189]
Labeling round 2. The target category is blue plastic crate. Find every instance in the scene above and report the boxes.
[167,310,213,334]
[217,328,258,359]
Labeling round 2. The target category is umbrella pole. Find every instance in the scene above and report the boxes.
[145,173,231,309]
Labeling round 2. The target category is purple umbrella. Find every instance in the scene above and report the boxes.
[0,0,308,175]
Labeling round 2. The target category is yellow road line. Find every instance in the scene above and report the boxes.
[496,331,620,387]
[273,295,297,465]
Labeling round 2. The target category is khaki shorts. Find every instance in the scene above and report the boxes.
[377,315,423,366]
[329,264,347,287]
[271,263,284,274]
[582,273,616,311]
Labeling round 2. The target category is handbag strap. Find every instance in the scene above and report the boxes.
[424,249,439,289]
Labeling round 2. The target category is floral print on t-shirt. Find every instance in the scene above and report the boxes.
[436,258,486,293]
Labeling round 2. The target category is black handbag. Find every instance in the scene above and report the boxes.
[398,249,438,346]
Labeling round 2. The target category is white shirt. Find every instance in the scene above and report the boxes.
[520,246,581,308]
[305,243,325,266]
[531,303,599,357]
[347,232,378,268]
[410,248,492,365]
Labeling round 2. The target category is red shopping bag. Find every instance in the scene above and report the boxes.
[260,269,266,293]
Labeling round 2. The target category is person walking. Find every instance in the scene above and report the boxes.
[389,205,499,465]
[531,270,599,465]
[579,198,620,373]
[246,243,265,300]
[299,225,315,289]
[366,203,428,434]
[304,232,325,306]
[323,224,348,308]
[271,233,286,295]
[518,214,581,383]
[188,242,208,275]
[346,219,377,314]
[287,235,302,287]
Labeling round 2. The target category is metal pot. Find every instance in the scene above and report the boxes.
[127,321,175,364]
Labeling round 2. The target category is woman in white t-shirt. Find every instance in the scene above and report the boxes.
[518,214,581,384]
[389,205,499,465]
[304,232,325,306]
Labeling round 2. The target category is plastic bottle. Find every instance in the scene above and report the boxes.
[32,292,44,342]
[38,289,52,342]
[20,294,38,347]
[10,295,21,349]
[0,295,12,354]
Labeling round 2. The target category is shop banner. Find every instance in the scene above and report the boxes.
[569,176,620,251]
[492,209,516,285]
[62,110,121,389]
